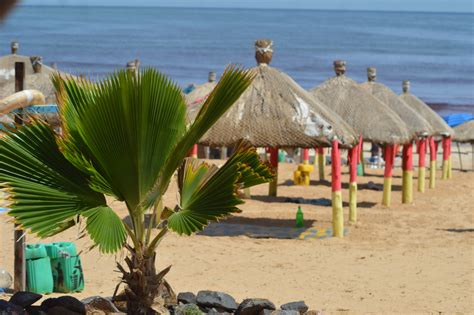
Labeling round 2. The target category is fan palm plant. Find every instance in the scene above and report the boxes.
[0,67,274,314]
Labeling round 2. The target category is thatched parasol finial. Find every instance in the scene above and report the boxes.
[333,60,346,76]
[10,41,18,54]
[30,56,43,73]
[255,39,273,65]
[126,59,140,75]
[208,71,216,82]
[402,80,410,93]
[367,67,377,82]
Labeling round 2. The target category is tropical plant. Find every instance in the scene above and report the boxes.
[0,67,274,314]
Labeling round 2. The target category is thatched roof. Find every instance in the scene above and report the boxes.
[360,68,433,138]
[309,61,411,145]
[185,72,217,122]
[399,80,453,137]
[453,120,474,143]
[0,73,57,104]
[196,40,357,148]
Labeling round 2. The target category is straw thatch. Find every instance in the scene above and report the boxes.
[360,68,433,138]
[0,72,57,104]
[185,72,217,122]
[310,61,411,144]
[453,120,474,143]
[196,40,357,148]
[399,81,453,137]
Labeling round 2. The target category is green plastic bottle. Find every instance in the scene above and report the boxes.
[295,206,304,228]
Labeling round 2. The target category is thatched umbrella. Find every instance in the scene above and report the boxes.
[399,80,455,186]
[453,120,474,171]
[310,61,411,211]
[360,67,434,196]
[197,40,358,237]
[185,71,218,159]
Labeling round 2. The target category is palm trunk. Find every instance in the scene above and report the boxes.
[117,245,175,314]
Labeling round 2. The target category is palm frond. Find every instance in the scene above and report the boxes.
[143,66,255,209]
[168,141,274,235]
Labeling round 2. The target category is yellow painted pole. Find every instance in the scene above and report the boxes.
[441,137,449,180]
[317,147,325,180]
[331,140,344,237]
[429,137,437,189]
[348,146,358,224]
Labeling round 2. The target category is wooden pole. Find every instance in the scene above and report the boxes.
[14,62,26,292]
[418,138,427,192]
[302,148,309,164]
[441,136,449,179]
[268,147,279,197]
[331,140,343,237]
[382,144,394,206]
[456,142,463,171]
[429,137,437,189]
[447,137,453,179]
[317,147,325,180]
[220,146,227,160]
[402,143,414,204]
[348,146,358,223]
[204,146,210,159]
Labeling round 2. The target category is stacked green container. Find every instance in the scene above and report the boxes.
[25,244,54,294]
[45,242,84,293]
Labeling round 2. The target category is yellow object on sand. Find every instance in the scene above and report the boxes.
[418,167,426,193]
[332,191,343,237]
[382,177,392,206]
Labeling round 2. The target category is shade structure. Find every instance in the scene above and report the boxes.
[185,72,217,122]
[453,120,474,143]
[195,41,357,148]
[310,61,411,144]
[360,67,433,139]
[398,81,453,137]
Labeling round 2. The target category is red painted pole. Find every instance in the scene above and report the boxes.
[331,140,343,237]
[429,136,437,189]
[268,147,279,196]
[302,148,309,164]
[442,136,449,179]
[402,143,413,203]
[348,146,358,223]
[418,138,427,192]
[382,144,394,206]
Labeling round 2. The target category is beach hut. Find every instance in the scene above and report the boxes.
[310,61,411,210]
[453,120,474,171]
[399,81,454,186]
[360,67,434,195]
[195,40,357,237]
[185,71,218,159]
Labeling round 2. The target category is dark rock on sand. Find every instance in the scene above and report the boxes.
[196,291,237,312]
[177,292,197,305]
[280,301,308,314]
[9,291,42,308]
[235,298,276,315]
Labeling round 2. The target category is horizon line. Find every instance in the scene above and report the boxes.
[17,4,474,14]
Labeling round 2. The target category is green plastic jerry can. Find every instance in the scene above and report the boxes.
[45,242,84,293]
[25,244,54,294]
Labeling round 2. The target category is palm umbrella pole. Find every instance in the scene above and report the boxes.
[331,139,344,237]
[428,136,437,188]
[191,144,198,158]
[442,136,449,179]
[268,147,279,196]
[447,137,453,179]
[402,143,414,203]
[418,138,427,192]
[302,148,309,164]
[348,145,358,223]
[382,144,394,206]
[317,147,325,180]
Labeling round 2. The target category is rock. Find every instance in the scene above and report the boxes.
[175,303,203,315]
[263,311,299,315]
[25,305,47,315]
[280,301,308,314]
[9,291,42,308]
[82,296,120,313]
[41,296,86,314]
[177,292,197,305]
[46,306,83,315]
[0,299,25,314]
[236,298,275,315]
[196,291,237,312]
[206,307,231,315]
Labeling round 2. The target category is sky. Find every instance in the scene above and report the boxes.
[19,0,474,13]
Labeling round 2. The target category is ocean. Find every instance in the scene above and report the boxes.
[0,6,473,113]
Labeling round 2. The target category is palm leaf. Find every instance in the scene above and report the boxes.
[143,66,255,208]
[168,141,274,235]
[53,70,187,213]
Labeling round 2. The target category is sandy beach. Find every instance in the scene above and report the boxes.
[1,145,473,314]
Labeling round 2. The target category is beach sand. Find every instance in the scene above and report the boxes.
[1,144,473,314]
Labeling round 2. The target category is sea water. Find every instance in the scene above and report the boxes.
[0,6,472,110]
